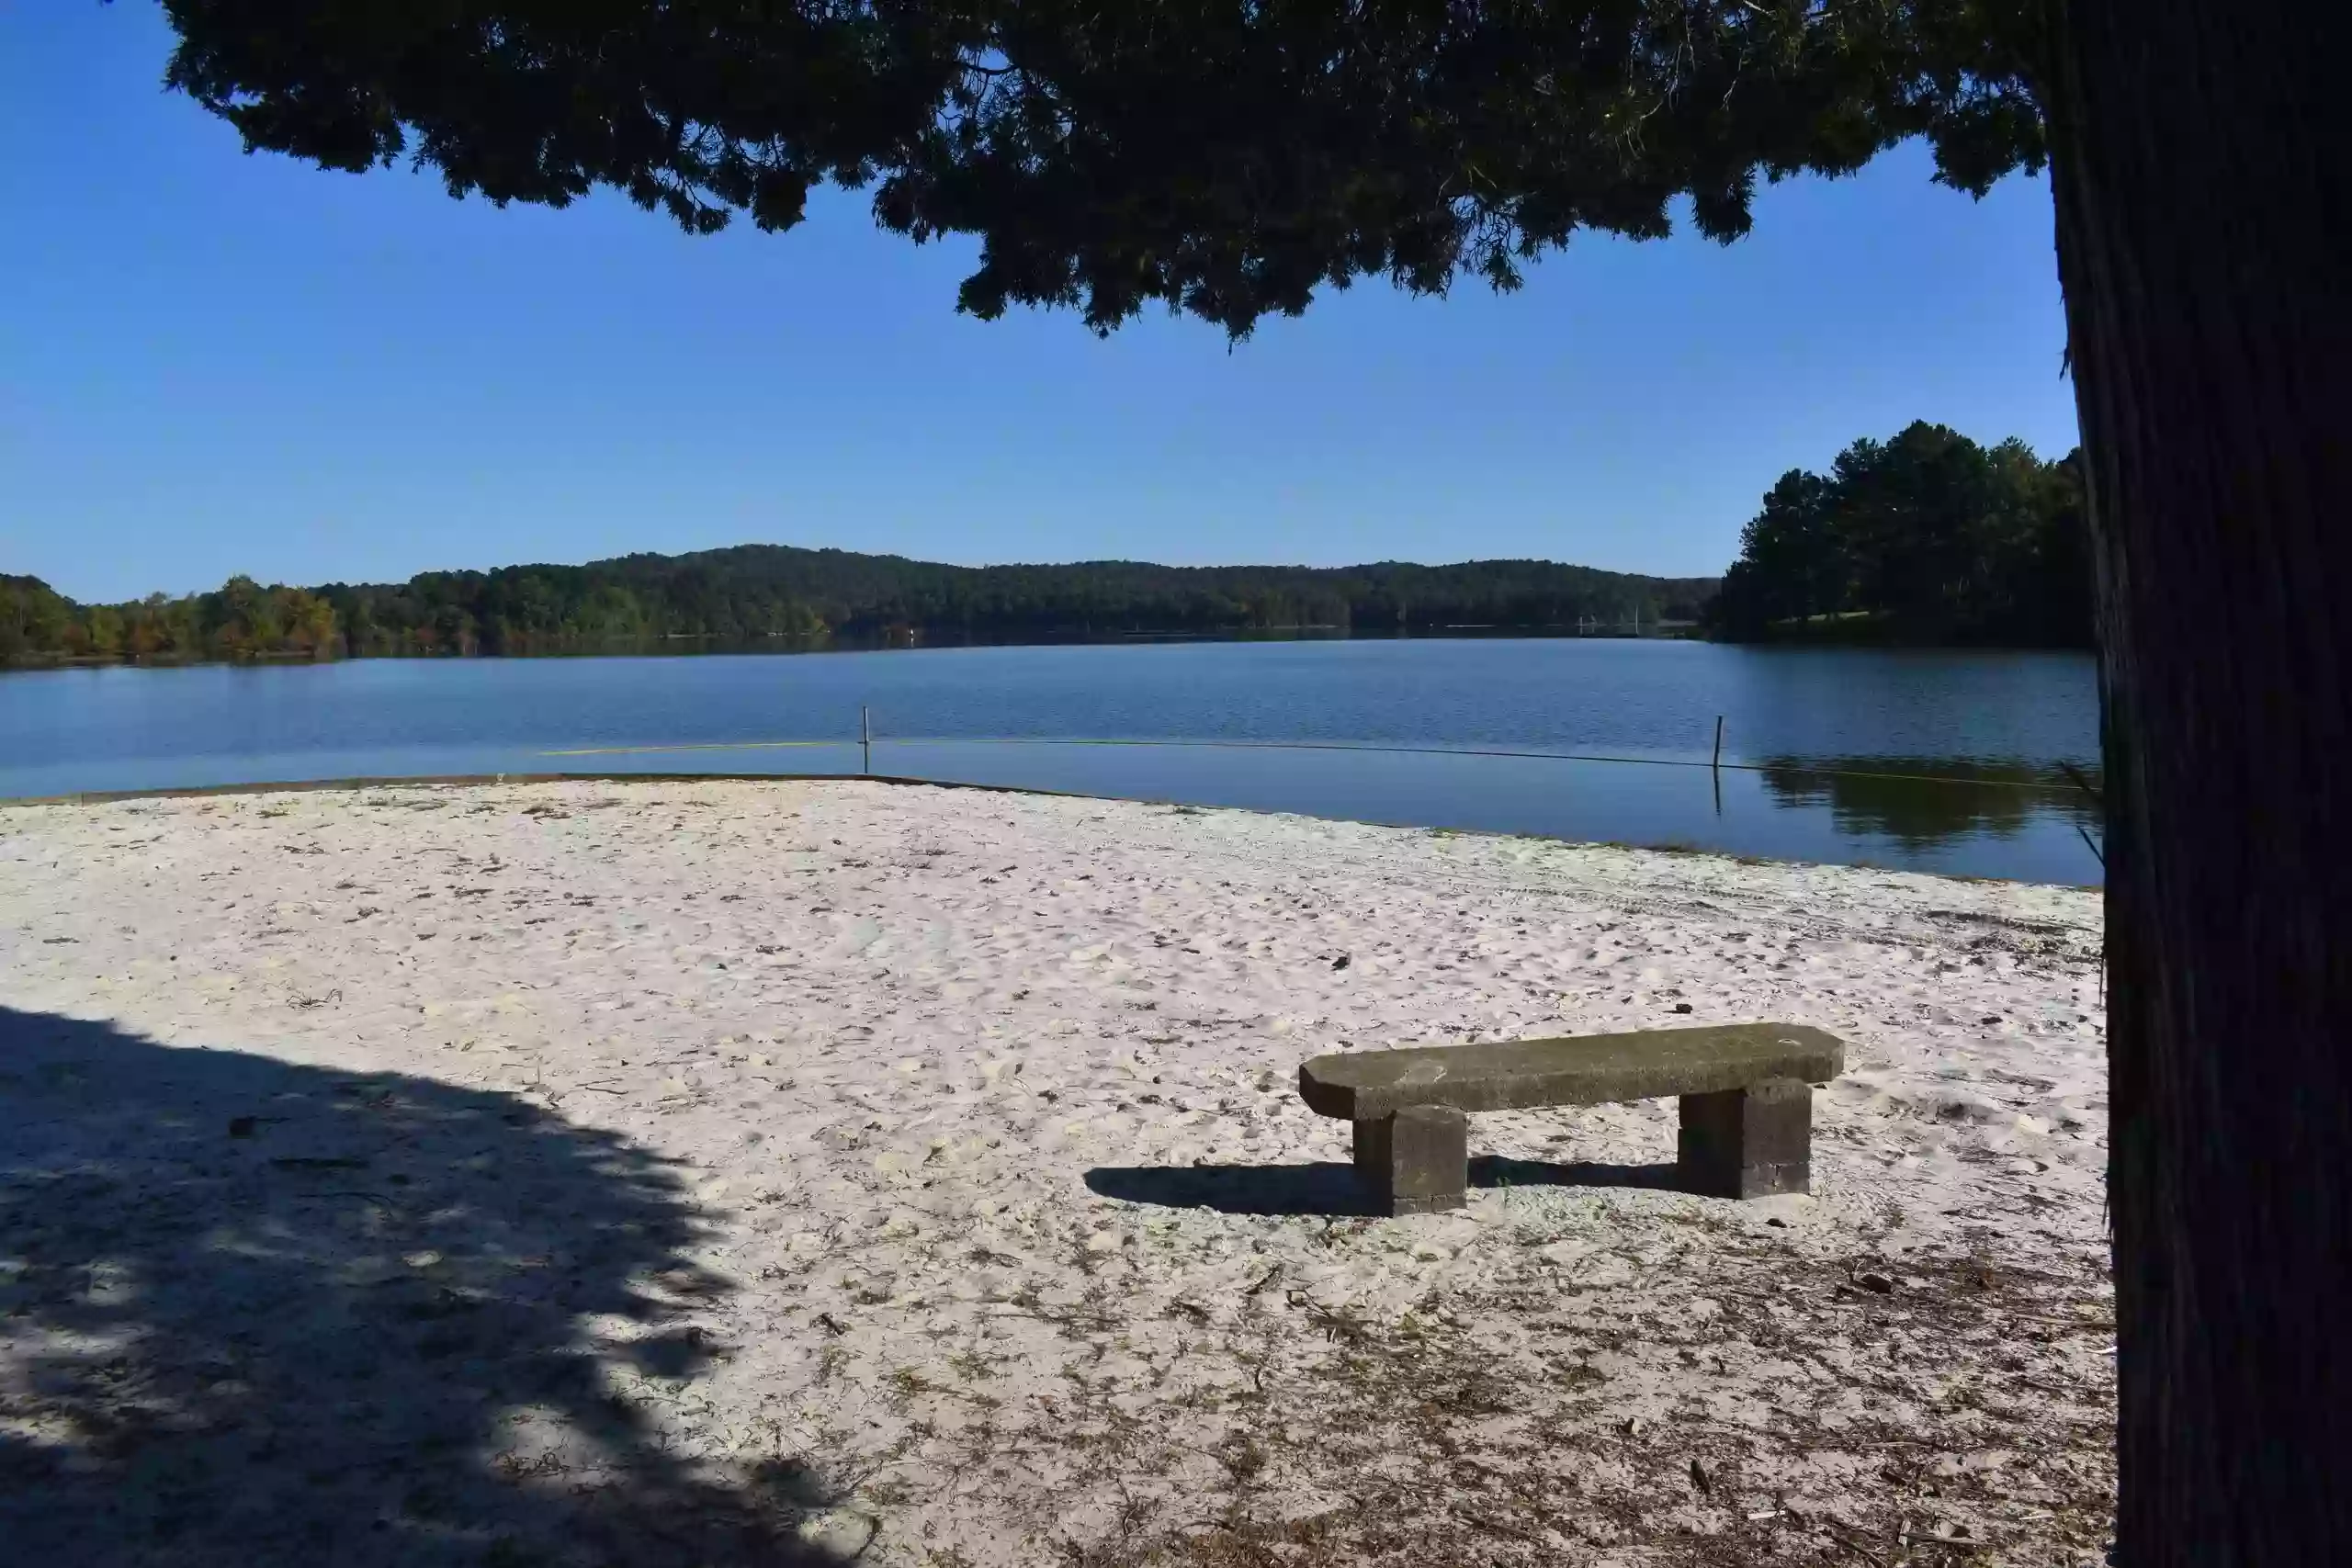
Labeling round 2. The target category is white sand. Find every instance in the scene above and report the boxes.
[0,779,2113,1565]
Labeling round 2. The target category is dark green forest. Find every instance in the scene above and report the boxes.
[3,550,1715,665]
[2,574,343,666]
[6,421,2087,667]
[1705,423,2091,647]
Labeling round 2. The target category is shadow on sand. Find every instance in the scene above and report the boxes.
[1083,1153,1687,1217]
[0,1005,846,1568]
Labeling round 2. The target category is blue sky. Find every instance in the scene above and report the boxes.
[3,3,2079,604]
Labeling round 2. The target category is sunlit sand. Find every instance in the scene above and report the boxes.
[1,779,2114,1564]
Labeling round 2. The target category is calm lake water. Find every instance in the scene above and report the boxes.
[0,639,2102,884]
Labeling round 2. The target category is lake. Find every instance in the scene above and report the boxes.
[0,639,2102,884]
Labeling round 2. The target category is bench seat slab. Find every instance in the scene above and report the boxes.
[1300,1024,1843,1122]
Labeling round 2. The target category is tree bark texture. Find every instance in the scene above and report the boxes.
[2046,2,2351,1559]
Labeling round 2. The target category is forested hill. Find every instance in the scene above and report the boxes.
[568,547,1718,645]
[2,550,1718,664]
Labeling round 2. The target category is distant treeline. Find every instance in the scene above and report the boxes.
[1705,423,2091,647]
[7,424,2091,666]
[3,548,1717,665]
[3,574,340,665]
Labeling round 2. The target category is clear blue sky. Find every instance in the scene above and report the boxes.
[3,2,2079,604]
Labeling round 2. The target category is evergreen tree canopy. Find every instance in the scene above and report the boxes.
[1710,422,2087,644]
[158,1,2046,333]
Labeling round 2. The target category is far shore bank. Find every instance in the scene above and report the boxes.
[0,621,1724,673]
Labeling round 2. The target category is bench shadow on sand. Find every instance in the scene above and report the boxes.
[0,1005,848,1568]
[1084,1153,1688,1217]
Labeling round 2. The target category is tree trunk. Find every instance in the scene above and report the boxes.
[2045,2,2352,1559]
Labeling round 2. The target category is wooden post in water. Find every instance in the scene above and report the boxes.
[861,706,871,776]
[1713,715,1724,773]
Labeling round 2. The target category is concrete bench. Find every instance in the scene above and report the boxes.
[1297,1023,1845,1215]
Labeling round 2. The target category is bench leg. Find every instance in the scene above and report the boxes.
[1351,1107,1468,1216]
[1678,1078,1814,1198]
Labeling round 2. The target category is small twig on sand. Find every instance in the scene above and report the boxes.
[1821,1521,1890,1566]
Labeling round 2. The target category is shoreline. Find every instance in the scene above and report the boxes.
[0,777,2115,1563]
[0,626,1708,675]
[0,768,2099,891]
[0,619,2117,680]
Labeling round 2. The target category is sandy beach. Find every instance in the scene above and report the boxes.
[0,778,2114,1565]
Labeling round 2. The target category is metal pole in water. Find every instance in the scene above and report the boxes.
[862,705,871,775]
[1713,715,1724,773]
